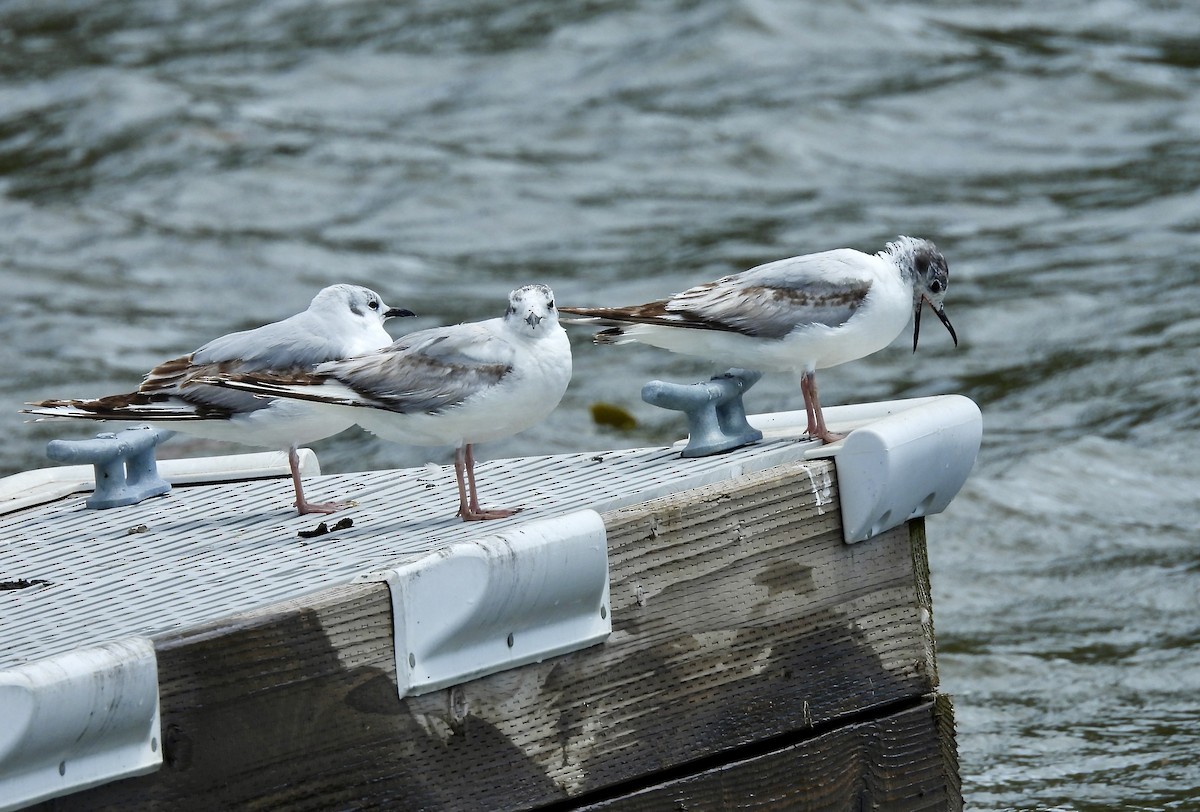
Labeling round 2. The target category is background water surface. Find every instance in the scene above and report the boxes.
[2,1,1199,808]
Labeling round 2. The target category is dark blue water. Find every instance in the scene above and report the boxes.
[3,1,1199,807]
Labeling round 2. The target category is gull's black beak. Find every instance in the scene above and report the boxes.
[913,298,957,353]
[525,312,544,329]
[385,307,416,319]
[935,304,958,347]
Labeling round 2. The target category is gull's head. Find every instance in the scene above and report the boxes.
[312,284,416,325]
[505,284,559,334]
[886,237,957,353]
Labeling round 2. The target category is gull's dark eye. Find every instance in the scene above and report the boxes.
[929,279,944,294]
[548,299,555,310]
[368,299,380,310]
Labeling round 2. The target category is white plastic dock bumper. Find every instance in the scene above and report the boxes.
[0,637,161,811]
[362,510,612,698]
[752,395,983,544]
[816,395,981,543]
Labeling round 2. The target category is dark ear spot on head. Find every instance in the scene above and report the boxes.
[349,303,364,316]
[914,253,930,276]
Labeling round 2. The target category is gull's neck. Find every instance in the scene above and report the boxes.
[878,236,925,286]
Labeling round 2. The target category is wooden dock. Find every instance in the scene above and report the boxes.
[1,398,977,811]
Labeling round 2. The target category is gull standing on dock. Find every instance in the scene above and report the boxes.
[202,284,572,522]
[24,284,415,515]
[559,236,958,443]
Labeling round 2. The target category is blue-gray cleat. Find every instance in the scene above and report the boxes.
[641,369,764,458]
[46,425,175,509]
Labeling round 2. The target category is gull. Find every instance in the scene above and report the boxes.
[201,284,572,522]
[24,284,415,515]
[559,236,957,443]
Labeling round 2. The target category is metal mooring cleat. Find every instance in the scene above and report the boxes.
[641,369,765,458]
[46,425,175,509]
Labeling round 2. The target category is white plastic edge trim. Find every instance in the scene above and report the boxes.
[0,449,320,516]
[798,395,982,543]
[359,510,612,698]
[749,395,982,542]
[0,637,162,811]
[747,394,959,438]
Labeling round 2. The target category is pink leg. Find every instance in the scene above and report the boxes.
[453,446,473,519]
[455,444,520,521]
[800,372,819,437]
[800,372,844,444]
[289,446,351,515]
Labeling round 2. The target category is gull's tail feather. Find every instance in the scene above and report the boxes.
[559,304,662,324]
[22,396,209,422]
[558,304,662,345]
[197,374,365,409]
[595,326,631,345]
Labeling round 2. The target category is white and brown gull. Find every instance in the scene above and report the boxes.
[201,284,572,522]
[559,236,958,443]
[24,284,414,515]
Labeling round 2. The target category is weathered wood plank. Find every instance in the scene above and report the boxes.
[574,696,961,811]
[45,460,946,811]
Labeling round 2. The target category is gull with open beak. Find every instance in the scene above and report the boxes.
[560,236,958,443]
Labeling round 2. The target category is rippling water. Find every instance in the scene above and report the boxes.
[3,1,1199,807]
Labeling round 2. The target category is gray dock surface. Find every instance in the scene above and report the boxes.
[2,434,823,671]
